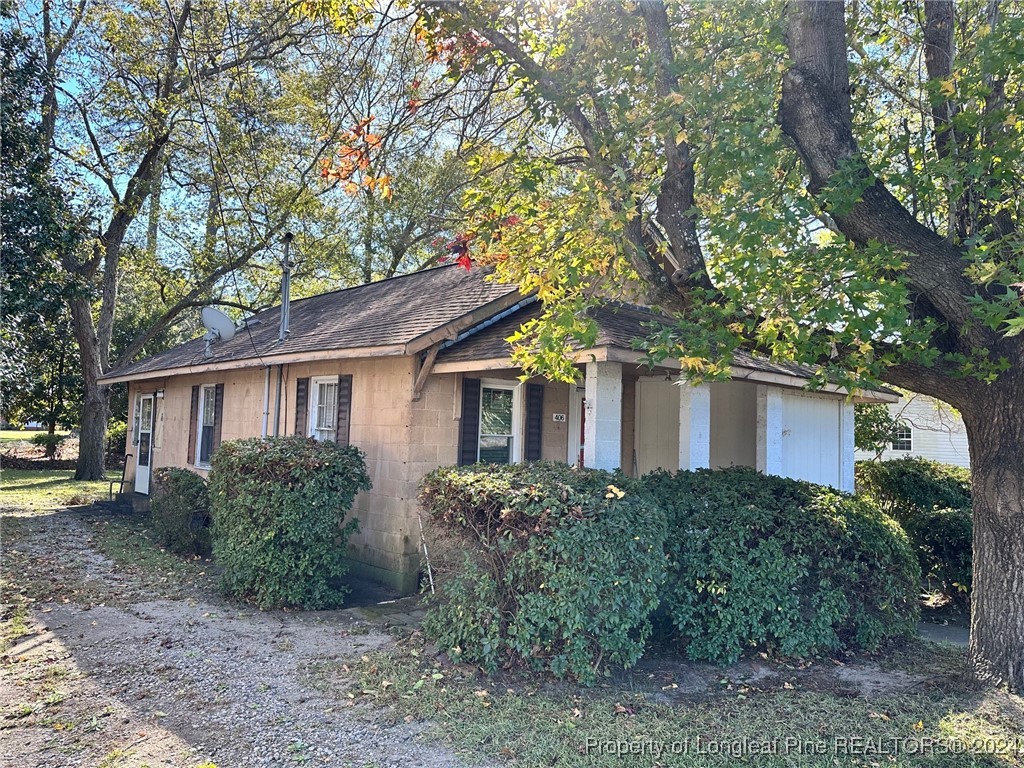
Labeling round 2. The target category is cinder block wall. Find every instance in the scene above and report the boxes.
[126,360,575,595]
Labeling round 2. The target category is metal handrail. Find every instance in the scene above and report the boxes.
[108,454,133,501]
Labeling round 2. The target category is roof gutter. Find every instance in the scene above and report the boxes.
[438,295,539,351]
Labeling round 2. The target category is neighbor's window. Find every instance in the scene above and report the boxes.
[197,384,217,466]
[309,375,338,442]
[479,384,516,463]
[891,424,913,452]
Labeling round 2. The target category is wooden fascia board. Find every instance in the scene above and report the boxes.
[98,344,407,385]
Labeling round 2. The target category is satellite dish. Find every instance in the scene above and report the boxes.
[201,307,236,358]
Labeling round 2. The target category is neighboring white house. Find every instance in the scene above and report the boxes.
[855,393,971,468]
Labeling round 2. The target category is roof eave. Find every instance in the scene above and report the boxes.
[97,343,407,384]
[432,345,898,402]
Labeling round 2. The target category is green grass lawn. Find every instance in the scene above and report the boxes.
[0,429,68,444]
[350,636,1024,767]
[0,468,120,510]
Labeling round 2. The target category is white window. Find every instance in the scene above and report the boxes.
[309,376,339,442]
[478,380,523,464]
[891,424,913,452]
[196,384,217,467]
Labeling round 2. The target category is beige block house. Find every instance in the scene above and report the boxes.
[99,265,895,594]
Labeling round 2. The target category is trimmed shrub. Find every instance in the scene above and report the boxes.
[856,457,971,523]
[644,468,920,665]
[150,467,211,556]
[903,507,973,603]
[420,462,667,684]
[209,437,370,609]
[856,458,973,603]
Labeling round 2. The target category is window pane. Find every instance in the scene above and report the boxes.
[317,383,337,429]
[480,388,513,435]
[138,432,151,467]
[202,388,216,427]
[200,424,214,463]
[891,425,912,451]
[140,398,153,430]
[479,435,511,464]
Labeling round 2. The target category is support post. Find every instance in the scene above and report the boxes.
[583,361,622,470]
[678,382,711,471]
[756,385,784,476]
[839,400,856,492]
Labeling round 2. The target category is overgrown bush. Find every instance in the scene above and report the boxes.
[856,457,971,523]
[644,468,920,665]
[106,420,128,465]
[209,437,370,609]
[903,507,973,603]
[856,458,973,603]
[420,462,667,684]
[150,467,211,556]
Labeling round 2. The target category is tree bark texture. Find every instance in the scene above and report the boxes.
[960,373,1024,691]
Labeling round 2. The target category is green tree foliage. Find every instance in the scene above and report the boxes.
[0,5,83,430]
[316,0,1023,689]
[854,403,906,458]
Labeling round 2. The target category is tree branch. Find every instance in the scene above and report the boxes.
[779,0,983,343]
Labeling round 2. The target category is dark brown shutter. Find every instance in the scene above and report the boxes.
[458,378,481,466]
[187,385,200,464]
[525,383,544,462]
[335,374,353,447]
[294,377,309,436]
[212,383,225,454]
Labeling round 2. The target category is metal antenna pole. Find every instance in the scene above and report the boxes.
[273,232,294,437]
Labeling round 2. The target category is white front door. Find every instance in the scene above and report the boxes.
[135,394,154,494]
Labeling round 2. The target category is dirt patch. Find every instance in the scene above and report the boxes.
[1,508,487,767]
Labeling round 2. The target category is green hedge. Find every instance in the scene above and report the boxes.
[903,507,973,602]
[856,457,971,523]
[420,463,666,684]
[209,437,370,609]
[645,468,921,664]
[150,467,211,556]
[856,458,973,602]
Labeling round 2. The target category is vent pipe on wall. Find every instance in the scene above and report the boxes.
[279,231,294,342]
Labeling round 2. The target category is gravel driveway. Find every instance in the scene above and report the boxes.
[0,508,482,768]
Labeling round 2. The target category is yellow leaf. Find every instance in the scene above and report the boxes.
[939,79,955,97]
[675,130,688,146]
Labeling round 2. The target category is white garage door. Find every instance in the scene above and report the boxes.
[781,393,841,488]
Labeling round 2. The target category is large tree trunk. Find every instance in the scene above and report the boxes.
[69,295,109,480]
[960,380,1024,691]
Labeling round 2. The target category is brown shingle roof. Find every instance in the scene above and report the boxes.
[101,266,519,382]
[439,301,837,382]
